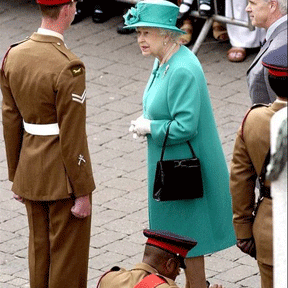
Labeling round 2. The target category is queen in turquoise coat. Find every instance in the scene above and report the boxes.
[143,44,236,256]
[126,0,235,286]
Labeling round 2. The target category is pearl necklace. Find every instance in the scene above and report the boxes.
[159,43,178,66]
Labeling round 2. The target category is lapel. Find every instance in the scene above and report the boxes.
[247,21,287,75]
[247,40,270,75]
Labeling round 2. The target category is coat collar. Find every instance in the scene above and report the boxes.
[37,28,64,42]
[270,100,288,113]
[30,32,65,45]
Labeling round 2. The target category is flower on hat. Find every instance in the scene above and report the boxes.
[124,7,140,26]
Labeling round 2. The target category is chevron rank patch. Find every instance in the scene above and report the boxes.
[71,65,84,77]
[72,90,86,104]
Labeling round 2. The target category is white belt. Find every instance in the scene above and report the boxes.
[23,121,59,136]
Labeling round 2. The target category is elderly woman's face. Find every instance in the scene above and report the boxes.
[136,27,166,59]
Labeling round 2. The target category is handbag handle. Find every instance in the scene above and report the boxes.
[160,122,197,161]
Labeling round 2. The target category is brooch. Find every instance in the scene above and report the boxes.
[163,65,170,78]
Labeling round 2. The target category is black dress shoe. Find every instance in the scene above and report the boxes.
[177,0,194,21]
[199,3,213,16]
[72,2,92,25]
[92,5,110,23]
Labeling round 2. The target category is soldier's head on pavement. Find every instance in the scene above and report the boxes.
[245,0,287,29]
[262,43,288,99]
[142,229,197,280]
[37,0,77,28]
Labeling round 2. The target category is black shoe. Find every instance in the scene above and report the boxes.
[92,5,110,23]
[116,22,135,34]
[178,0,194,21]
[72,3,92,25]
[199,3,213,16]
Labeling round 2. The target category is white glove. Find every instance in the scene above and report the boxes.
[129,115,151,137]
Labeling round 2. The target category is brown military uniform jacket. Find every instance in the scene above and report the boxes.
[0,33,95,200]
[230,101,287,265]
[98,263,179,288]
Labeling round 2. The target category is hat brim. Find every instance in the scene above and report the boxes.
[124,22,186,34]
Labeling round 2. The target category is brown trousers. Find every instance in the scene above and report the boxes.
[25,197,91,288]
[258,261,273,288]
[253,198,273,288]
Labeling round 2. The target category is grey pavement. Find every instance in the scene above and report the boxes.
[0,1,260,287]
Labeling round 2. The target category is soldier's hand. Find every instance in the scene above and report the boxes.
[237,238,256,258]
[71,194,91,218]
[211,285,224,288]
[13,193,25,204]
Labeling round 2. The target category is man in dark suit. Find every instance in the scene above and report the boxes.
[246,0,287,104]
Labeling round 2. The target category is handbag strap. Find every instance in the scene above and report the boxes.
[160,122,196,161]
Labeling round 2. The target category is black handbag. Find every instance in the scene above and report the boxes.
[153,123,204,201]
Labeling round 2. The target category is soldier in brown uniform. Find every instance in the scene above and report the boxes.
[230,44,287,288]
[97,229,223,288]
[0,0,96,287]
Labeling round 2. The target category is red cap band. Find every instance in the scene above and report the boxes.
[37,0,71,5]
[147,238,188,258]
[269,69,288,77]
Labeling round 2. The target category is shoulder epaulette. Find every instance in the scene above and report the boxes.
[134,274,167,288]
[1,38,29,72]
[241,103,270,140]
[96,266,121,288]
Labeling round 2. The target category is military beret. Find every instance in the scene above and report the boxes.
[262,44,288,77]
[143,229,197,268]
[36,0,72,5]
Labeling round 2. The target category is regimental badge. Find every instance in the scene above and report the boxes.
[72,89,86,104]
[78,154,86,166]
[71,65,84,77]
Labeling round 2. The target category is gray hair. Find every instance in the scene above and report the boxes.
[264,0,288,15]
[158,28,182,43]
[277,0,287,15]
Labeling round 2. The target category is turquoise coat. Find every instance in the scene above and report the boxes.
[143,45,236,257]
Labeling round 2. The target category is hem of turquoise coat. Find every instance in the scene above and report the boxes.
[186,239,236,258]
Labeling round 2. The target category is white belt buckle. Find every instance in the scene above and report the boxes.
[23,121,60,136]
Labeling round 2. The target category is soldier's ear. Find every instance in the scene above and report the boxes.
[166,258,178,272]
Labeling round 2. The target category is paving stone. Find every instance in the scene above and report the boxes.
[90,229,127,249]
[215,264,259,283]
[205,254,239,272]
[93,187,128,205]
[103,176,145,192]
[0,215,28,233]
[103,239,143,257]
[238,274,261,288]
[89,251,127,270]
[94,208,126,227]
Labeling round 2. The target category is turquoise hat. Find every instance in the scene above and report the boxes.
[124,0,185,34]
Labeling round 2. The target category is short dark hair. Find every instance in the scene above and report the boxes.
[39,2,72,20]
[268,74,288,98]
